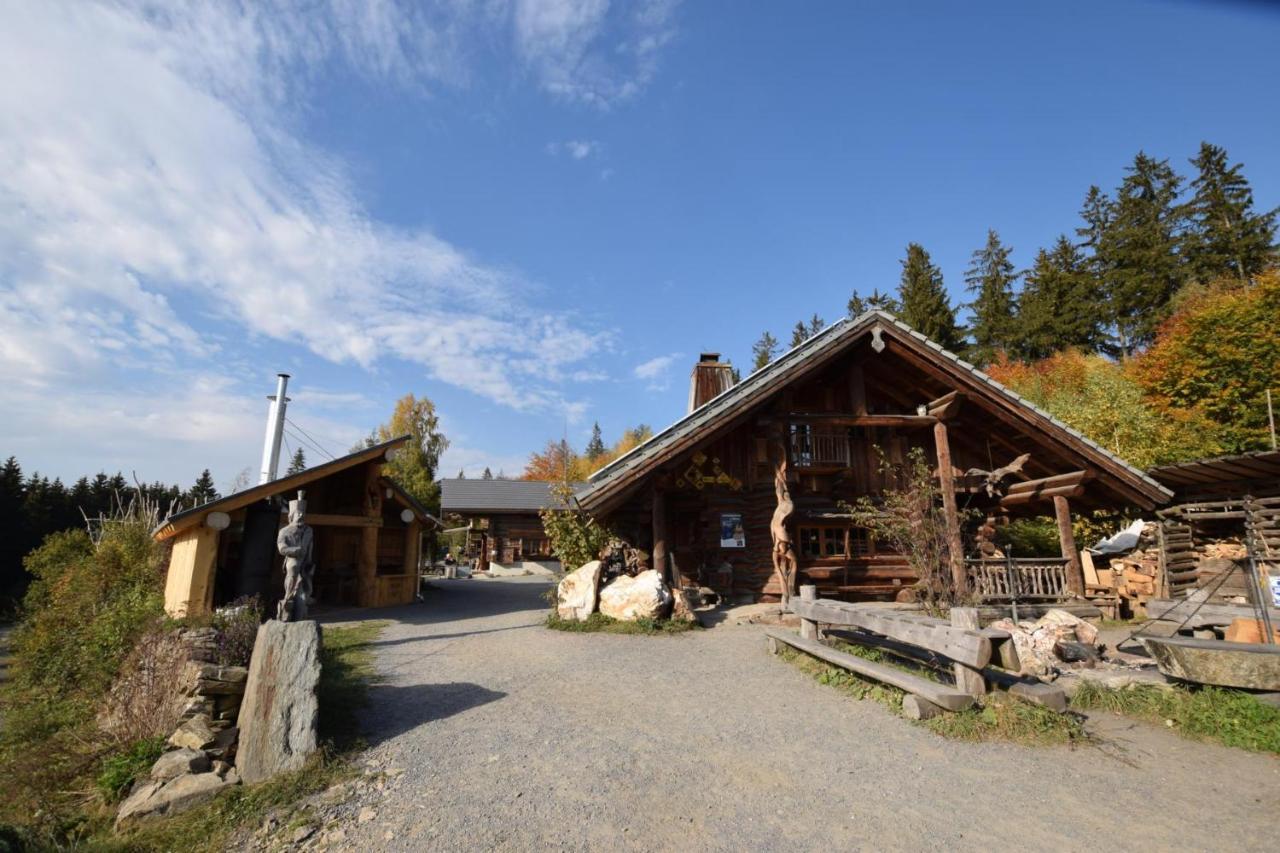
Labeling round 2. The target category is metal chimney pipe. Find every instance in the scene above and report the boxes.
[258,373,291,485]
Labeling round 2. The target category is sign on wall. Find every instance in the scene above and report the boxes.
[720,512,746,548]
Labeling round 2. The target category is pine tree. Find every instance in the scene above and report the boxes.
[1092,152,1188,355]
[752,331,779,371]
[482,467,493,479]
[457,469,465,479]
[897,243,963,350]
[584,422,606,460]
[808,313,824,337]
[964,229,1019,365]
[286,447,307,475]
[847,288,900,316]
[1015,236,1102,359]
[790,321,808,348]
[188,469,219,505]
[1185,142,1277,284]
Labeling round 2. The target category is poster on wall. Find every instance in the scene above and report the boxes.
[720,512,746,548]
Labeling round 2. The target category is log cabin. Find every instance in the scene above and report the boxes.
[156,435,442,617]
[440,478,585,573]
[575,311,1173,604]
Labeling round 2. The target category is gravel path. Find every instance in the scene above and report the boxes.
[322,577,1279,852]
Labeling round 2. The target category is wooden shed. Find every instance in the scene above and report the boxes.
[439,479,584,572]
[156,435,440,617]
[575,311,1172,604]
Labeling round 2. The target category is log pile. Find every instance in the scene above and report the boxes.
[1083,522,1162,617]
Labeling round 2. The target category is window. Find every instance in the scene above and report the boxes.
[798,525,872,560]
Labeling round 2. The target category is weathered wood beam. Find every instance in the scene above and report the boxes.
[652,487,670,585]
[1005,470,1091,495]
[788,598,993,668]
[292,513,382,528]
[1054,495,1085,597]
[950,607,987,697]
[933,421,968,594]
[764,628,976,710]
[925,390,965,420]
[999,483,1085,508]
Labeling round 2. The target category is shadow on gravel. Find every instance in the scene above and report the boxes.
[363,681,507,744]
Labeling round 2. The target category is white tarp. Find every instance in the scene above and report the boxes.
[1088,519,1147,555]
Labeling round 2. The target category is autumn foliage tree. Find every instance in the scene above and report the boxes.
[522,425,654,482]
[374,393,448,513]
[1134,270,1280,452]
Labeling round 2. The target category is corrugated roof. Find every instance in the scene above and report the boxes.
[1149,449,1280,488]
[440,479,587,513]
[576,310,1172,509]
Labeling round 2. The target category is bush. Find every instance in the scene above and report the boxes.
[539,483,612,572]
[97,736,166,803]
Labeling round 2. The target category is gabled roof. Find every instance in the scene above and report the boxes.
[153,435,412,540]
[440,478,586,514]
[381,476,446,529]
[576,310,1173,512]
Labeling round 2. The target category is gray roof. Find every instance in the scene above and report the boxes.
[576,310,1172,508]
[440,479,587,513]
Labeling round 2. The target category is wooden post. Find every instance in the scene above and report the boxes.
[163,525,220,617]
[652,487,671,586]
[358,462,383,607]
[933,421,967,595]
[1054,495,1084,597]
[799,584,818,640]
[950,607,986,697]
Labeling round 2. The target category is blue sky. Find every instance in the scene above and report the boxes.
[2,1,1278,490]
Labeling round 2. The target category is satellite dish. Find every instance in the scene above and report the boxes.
[400,508,415,524]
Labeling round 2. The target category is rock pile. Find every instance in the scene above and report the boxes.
[556,559,697,624]
[989,609,1101,678]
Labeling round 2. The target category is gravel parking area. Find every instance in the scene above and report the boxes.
[325,577,1279,852]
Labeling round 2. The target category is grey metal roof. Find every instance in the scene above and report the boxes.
[576,310,1172,506]
[440,479,587,513]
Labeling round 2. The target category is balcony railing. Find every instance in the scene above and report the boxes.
[965,557,1069,602]
[790,431,851,468]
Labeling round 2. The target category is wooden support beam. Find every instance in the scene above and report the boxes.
[357,461,383,607]
[999,483,1085,509]
[1054,495,1085,597]
[799,585,818,640]
[950,607,987,697]
[933,421,967,594]
[849,364,867,416]
[163,525,220,617]
[925,390,964,420]
[652,487,670,585]
[292,513,383,528]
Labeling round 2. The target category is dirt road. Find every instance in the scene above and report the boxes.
[324,577,1279,852]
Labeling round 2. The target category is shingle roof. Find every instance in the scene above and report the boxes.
[440,479,587,513]
[576,310,1172,510]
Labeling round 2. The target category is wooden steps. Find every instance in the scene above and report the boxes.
[764,628,975,711]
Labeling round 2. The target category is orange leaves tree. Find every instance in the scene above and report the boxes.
[1133,270,1280,452]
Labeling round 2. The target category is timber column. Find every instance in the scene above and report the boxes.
[1054,495,1084,597]
[933,421,967,595]
[652,487,671,585]
[357,461,383,606]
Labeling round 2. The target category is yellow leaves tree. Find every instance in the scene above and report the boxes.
[521,425,654,482]
[374,394,448,511]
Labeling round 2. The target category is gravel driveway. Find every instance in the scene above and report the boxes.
[326,577,1279,852]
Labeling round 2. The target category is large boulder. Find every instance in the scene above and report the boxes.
[556,561,602,621]
[236,620,322,785]
[599,570,672,621]
[149,748,210,783]
[115,772,232,828]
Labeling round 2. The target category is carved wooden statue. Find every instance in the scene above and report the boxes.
[964,452,1032,498]
[770,456,798,607]
[276,492,315,622]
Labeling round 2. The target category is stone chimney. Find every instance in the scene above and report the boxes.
[688,352,735,413]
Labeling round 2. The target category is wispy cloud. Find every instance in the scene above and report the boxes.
[547,139,602,159]
[514,0,680,107]
[633,352,682,390]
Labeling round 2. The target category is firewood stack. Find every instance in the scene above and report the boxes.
[1084,522,1162,618]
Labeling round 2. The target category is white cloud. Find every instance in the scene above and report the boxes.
[0,1,620,418]
[513,0,679,106]
[633,351,681,390]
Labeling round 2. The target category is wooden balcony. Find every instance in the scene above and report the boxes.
[965,558,1069,602]
[789,431,852,470]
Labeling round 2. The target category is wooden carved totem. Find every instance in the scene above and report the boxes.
[771,453,798,607]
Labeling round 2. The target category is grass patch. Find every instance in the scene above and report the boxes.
[96,736,167,803]
[92,620,387,852]
[776,639,1086,746]
[1072,681,1280,754]
[545,610,700,635]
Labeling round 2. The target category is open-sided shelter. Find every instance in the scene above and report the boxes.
[575,311,1172,604]
[156,435,440,617]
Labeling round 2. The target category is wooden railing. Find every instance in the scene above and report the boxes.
[965,558,1069,602]
[790,431,851,468]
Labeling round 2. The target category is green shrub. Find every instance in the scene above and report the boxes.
[97,736,166,802]
[539,483,612,572]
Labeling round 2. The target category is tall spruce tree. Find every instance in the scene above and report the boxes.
[482,467,493,479]
[1015,236,1102,359]
[188,469,219,505]
[847,288,900,316]
[807,313,824,337]
[1185,142,1277,284]
[964,229,1019,365]
[1090,152,1188,356]
[897,243,963,350]
[584,422,606,460]
[751,331,779,371]
[286,447,307,475]
[790,321,808,348]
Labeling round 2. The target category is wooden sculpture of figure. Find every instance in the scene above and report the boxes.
[276,491,315,622]
[771,457,798,607]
